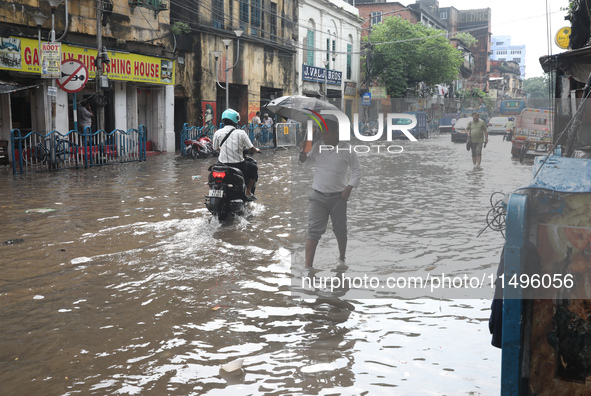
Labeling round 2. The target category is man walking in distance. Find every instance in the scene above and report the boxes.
[299,121,362,269]
[467,112,488,168]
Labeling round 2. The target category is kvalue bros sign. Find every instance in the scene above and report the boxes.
[2,36,174,85]
[302,64,342,86]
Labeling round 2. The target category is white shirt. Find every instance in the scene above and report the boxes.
[213,125,254,164]
[306,141,362,193]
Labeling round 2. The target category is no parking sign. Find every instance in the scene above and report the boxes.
[56,59,88,93]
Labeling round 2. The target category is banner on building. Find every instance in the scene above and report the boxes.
[0,36,175,85]
[302,64,342,86]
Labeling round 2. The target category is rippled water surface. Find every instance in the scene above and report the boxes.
[0,133,533,395]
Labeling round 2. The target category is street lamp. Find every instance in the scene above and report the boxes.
[47,0,62,42]
[221,38,231,110]
[31,12,48,71]
[220,30,244,110]
[323,59,329,99]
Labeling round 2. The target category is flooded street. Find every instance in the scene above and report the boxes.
[0,132,533,395]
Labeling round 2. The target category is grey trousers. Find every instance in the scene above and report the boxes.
[307,190,347,241]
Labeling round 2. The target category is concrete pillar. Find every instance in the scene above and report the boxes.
[164,84,175,153]
[0,93,12,162]
[126,85,138,131]
[151,89,161,150]
[113,81,127,131]
[31,86,45,133]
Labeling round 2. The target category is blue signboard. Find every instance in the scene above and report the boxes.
[302,64,342,85]
[362,92,371,106]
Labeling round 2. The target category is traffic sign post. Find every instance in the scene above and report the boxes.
[56,59,88,93]
[362,92,371,106]
[57,59,89,133]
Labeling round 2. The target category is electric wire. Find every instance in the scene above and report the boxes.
[477,191,507,238]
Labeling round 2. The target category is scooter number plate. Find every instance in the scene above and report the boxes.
[208,189,224,198]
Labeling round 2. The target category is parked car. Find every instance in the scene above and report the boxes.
[439,113,459,133]
[488,116,510,135]
[451,117,471,143]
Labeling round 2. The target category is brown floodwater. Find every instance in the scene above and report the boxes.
[0,133,533,395]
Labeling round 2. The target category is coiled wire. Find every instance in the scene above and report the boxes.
[477,192,507,238]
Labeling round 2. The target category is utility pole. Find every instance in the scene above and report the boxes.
[96,0,104,131]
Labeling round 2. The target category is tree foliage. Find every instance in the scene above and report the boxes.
[523,75,553,108]
[366,17,463,98]
[455,88,494,115]
[523,76,550,98]
[453,32,478,48]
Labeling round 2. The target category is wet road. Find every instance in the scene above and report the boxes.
[0,132,533,395]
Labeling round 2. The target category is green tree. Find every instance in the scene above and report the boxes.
[366,17,463,98]
[455,88,494,116]
[524,75,553,108]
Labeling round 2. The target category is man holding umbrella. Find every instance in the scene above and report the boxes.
[299,118,362,269]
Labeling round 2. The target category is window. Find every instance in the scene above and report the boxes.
[497,50,507,55]
[440,12,447,19]
[240,0,249,27]
[371,11,382,25]
[307,30,314,66]
[252,0,261,32]
[346,43,352,80]
[511,50,521,54]
[326,38,330,64]
[270,2,277,41]
[534,118,548,125]
[213,0,224,29]
[513,58,520,63]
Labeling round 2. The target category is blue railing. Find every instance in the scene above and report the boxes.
[10,126,146,174]
[180,122,275,157]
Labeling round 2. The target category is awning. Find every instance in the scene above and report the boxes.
[0,80,40,94]
[540,46,591,83]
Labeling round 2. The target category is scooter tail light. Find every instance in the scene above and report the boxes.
[212,171,226,179]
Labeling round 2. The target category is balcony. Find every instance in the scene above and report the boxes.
[129,0,168,16]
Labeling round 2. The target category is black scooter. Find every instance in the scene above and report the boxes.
[204,154,257,220]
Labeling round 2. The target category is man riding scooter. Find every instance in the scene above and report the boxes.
[212,108,261,200]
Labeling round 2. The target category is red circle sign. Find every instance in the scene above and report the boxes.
[56,59,88,93]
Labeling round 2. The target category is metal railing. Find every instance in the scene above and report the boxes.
[180,122,279,157]
[11,126,146,174]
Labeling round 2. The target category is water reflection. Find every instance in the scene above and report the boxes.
[0,133,529,394]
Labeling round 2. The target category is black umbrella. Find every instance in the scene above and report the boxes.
[265,95,340,126]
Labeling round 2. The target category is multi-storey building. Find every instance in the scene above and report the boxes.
[0,0,177,152]
[491,35,526,78]
[173,0,297,128]
[297,0,362,116]
[0,0,299,155]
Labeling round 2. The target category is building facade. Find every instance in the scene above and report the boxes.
[297,0,362,116]
[491,35,526,78]
[172,0,297,129]
[0,0,177,154]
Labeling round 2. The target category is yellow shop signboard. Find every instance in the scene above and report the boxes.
[0,36,174,85]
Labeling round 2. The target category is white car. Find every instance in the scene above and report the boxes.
[488,116,511,135]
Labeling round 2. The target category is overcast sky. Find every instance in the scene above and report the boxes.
[438,0,570,79]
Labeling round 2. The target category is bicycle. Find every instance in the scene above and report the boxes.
[21,140,49,165]
[21,135,78,166]
[55,136,78,162]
